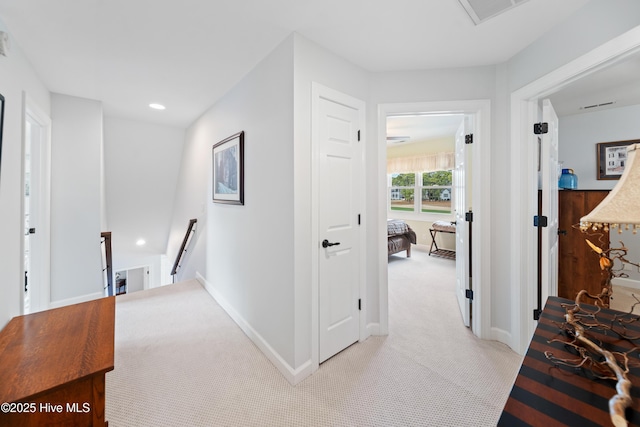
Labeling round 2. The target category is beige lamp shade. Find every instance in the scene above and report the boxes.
[580,143,640,233]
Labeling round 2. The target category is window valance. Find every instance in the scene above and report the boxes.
[387,152,454,174]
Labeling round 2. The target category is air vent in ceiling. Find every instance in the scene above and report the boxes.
[387,136,410,143]
[458,0,530,25]
[580,101,616,111]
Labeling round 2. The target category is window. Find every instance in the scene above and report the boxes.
[389,170,453,215]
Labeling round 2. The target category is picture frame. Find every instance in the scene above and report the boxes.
[596,139,640,180]
[212,131,244,205]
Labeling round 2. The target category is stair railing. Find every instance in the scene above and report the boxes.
[171,219,197,282]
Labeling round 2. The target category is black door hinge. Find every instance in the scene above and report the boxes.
[357,130,361,141]
[465,211,473,222]
[533,309,542,320]
[534,122,548,135]
[465,289,474,300]
[465,134,473,144]
[358,214,361,225]
[358,299,361,310]
[533,215,548,227]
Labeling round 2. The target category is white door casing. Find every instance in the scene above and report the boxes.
[454,119,470,327]
[312,83,365,364]
[509,27,640,355]
[377,100,491,341]
[22,94,52,314]
[540,99,560,305]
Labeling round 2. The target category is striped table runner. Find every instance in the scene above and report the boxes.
[499,296,640,426]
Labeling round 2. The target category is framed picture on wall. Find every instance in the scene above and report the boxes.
[596,139,640,180]
[0,93,4,181]
[212,131,244,205]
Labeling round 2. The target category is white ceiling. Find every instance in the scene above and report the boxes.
[0,0,591,128]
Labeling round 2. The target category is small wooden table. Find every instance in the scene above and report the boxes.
[0,297,115,426]
[499,296,640,426]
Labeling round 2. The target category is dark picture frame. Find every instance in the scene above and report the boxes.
[596,139,639,180]
[0,93,4,181]
[212,131,244,205]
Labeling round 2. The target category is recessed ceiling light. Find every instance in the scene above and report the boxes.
[136,239,146,246]
[149,103,166,110]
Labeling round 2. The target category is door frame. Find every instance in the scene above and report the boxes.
[377,100,491,339]
[21,92,52,314]
[311,82,367,372]
[509,26,640,355]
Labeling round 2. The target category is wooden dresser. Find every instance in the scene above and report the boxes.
[0,297,115,426]
[558,190,610,303]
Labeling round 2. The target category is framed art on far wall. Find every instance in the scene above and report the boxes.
[596,139,640,180]
[212,131,244,205]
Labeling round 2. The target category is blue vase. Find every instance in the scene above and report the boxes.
[559,168,578,189]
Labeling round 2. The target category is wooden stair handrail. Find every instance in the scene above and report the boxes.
[171,219,197,276]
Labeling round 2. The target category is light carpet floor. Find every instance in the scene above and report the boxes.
[105,245,522,426]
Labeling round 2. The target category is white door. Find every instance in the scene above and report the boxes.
[317,90,363,363]
[454,119,471,327]
[24,110,51,314]
[540,99,560,304]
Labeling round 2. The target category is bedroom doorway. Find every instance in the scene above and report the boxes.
[385,112,467,325]
[378,100,491,339]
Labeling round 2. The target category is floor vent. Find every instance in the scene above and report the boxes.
[458,0,530,25]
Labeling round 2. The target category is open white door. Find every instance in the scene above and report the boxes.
[23,97,51,314]
[540,99,560,305]
[316,88,364,363]
[454,119,471,327]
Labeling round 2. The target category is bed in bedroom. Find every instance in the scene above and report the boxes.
[387,219,417,257]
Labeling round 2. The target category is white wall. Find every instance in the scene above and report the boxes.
[558,104,640,282]
[508,0,640,92]
[174,35,296,370]
[292,33,370,369]
[103,116,185,283]
[50,93,104,304]
[370,66,497,332]
[0,20,51,328]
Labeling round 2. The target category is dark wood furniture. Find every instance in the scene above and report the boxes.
[558,190,610,303]
[499,296,640,426]
[0,297,115,426]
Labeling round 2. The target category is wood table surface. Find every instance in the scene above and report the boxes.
[0,296,115,426]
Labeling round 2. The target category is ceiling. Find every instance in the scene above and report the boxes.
[0,0,592,128]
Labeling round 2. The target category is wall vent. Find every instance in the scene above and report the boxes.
[580,101,616,110]
[458,0,530,25]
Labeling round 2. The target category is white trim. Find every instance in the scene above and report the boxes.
[48,291,103,309]
[196,273,313,385]
[21,92,52,314]
[378,100,491,340]
[612,277,640,291]
[509,25,640,355]
[311,82,367,371]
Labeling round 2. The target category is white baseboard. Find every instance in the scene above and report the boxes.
[195,272,311,385]
[49,291,104,310]
[490,327,516,353]
[612,277,640,290]
[366,322,381,336]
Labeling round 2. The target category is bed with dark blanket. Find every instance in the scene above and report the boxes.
[387,219,417,257]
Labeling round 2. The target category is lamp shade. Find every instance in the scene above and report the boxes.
[581,143,640,233]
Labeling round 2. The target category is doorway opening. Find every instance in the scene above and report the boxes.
[385,113,462,326]
[115,266,150,295]
[22,94,51,314]
[509,27,640,355]
[377,100,491,340]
